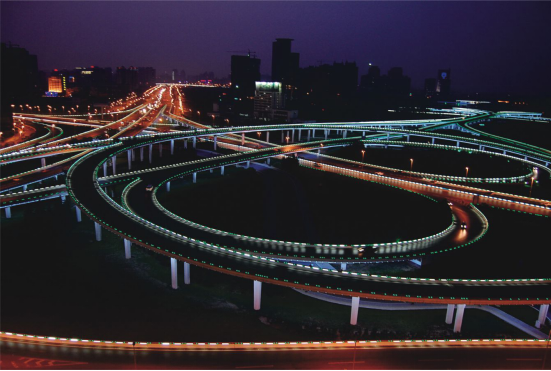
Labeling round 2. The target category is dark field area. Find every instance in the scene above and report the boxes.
[471,120,551,150]
[156,161,452,245]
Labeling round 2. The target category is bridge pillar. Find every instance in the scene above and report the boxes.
[41,158,46,167]
[431,137,435,145]
[22,184,27,191]
[184,262,190,285]
[210,169,213,173]
[350,297,360,325]
[298,129,302,141]
[246,161,250,169]
[267,158,271,165]
[159,143,163,158]
[102,162,108,177]
[166,181,171,192]
[193,172,197,183]
[503,150,507,155]
[193,137,196,149]
[362,131,365,138]
[453,304,466,333]
[281,131,284,143]
[94,222,102,242]
[61,194,66,204]
[406,134,410,142]
[214,136,217,150]
[324,130,328,140]
[343,130,347,139]
[253,280,262,310]
[445,304,455,324]
[221,166,224,175]
[307,130,311,141]
[292,129,295,143]
[536,304,549,328]
[5,207,11,219]
[140,147,144,162]
[132,149,135,161]
[184,138,188,149]
[124,239,131,259]
[317,149,320,158]
[340,263,347,271]
[75,206,82,222]
[171,257,178,289]
[149,144,153,163]
[312,129,316,138]
[266,131,270,143]
[170,140,175,155]
[241,133,245,146]
[127,150,132,170]
[456,141,460,147]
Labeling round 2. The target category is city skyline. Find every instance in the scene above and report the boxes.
[2,1,551,94]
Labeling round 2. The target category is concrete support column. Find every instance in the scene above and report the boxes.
[124,239,131,259]
[149,144,153,163]
[221,166,225,175]
[362,131,365,137]
[103,162,108,177]
[41,158,46,167]
[350,297,360,325]
[324,130,328,140]
[281,131,284,143]
[131,149,135,161]
[298,129,302,141]
[343,130,347,139]
[431,137,435,145]
[503,150,507,155]
[61,194,66,204]
[453,304,466,333]
[266,131,270,143]
[456,141,460,147]
[5,207,11,219]
[193,136,196,149]
[112,155,117,174]
[246,161,250,169]
[312,129,316,138]
[292,129,295,143]
[536,304,549,328]
[159,143,163,158]
[193,172,197,183]
[406,134,410,142]
[241,133,245,145]
[445,304,455,324]
[340,263,347,271]
[317,149,320,158]
[170,140,174,155]
[386,133,390,140]
[184,139,188,149]
[94,222,102,241]
[140,146,144,161]
[75,206,82,222]
[166,181,171,192]
[23,184,28,191]
[127,150,132,170]
[210,169,213,173]
[267,158,271,165]
[171,258,178,289]
[253,280,262,310]
[307,130,311,141]
[184,262,190,285]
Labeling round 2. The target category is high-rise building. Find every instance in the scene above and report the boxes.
[115,66,139,94]
[253,81,283,120]
[48,76,66,93]
[424,78,437,98]
[138,67,156,87]
[230,54,261,98]
[271,38,300,105]
[436,69,451,96]
[172,69,179,82]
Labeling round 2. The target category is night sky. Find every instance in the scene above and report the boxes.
[2,1,550,94]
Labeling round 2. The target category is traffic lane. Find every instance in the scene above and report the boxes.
[1,339,548,370]
[68,145,551,301]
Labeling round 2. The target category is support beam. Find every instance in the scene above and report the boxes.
[350,297,360,325]
[453,304,466,333]
[170,140,174,155]
[298,129,302,141]
[193,136,196,148]
[112,155,117,174]
[312,129,316,138]
[324,130,328,140]
[184,139,188,149]
[5,207,11,219]
[340,263,347,271]
[267,158,271,165]
[22,184,28,191]
[61,194,66,204]
[536,304,549,328]
[307,130,311,141]
[281,131,284,143]
[456,141,460,148]
[221,166,224,175]
[171,258,178,289]
[41,158,46,167]
[246,161,250,169]
[431,137,435,145]
[166,181,171,192]
[149,144,153,163]
[214,136,217,150]
[103,162,108,177]
[124,239,131,259]
[184,262,190,285]
[131,149,135,161]
[127,150,132,170]
[140,147,144,161]
[94,222,102,242]
[317,149,320,158]
[75,206,82,222]
[193,172,197,183]
[445,304,455,324]
[292,129,295,143]
[343,130,347,139]
[159,143,163,157]
[266,131,270,143]
[253,280,262,310]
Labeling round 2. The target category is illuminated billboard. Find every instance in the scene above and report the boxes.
[255,81,282,92]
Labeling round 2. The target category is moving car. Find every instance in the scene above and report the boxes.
[145,184,153,191]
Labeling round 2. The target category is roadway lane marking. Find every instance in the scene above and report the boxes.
[235,365,274,369]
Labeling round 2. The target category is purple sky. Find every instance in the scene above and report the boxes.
[2,1,550,94]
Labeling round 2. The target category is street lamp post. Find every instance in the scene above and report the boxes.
[361,150,365,167]
[465,166,469,178]
[529,176,535,198]
[286,136,290,144]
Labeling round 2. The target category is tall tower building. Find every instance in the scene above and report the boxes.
[271,38,300,104]
[436,69,451,97]
[230,54,261,98]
